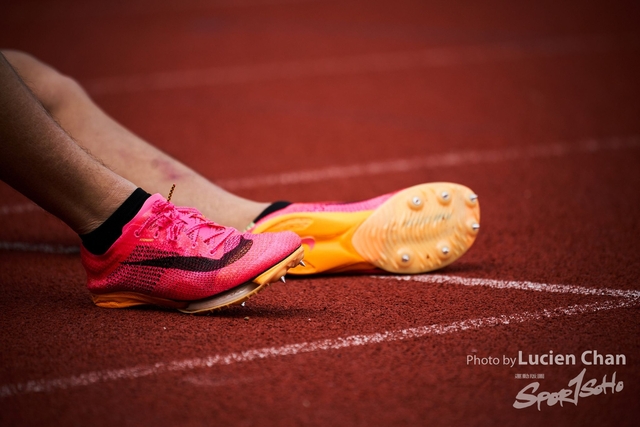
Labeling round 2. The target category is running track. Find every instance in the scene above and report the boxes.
[1,1,639,426]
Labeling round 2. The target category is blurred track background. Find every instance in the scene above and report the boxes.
[1,1,639,426]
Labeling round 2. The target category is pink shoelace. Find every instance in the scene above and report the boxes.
[134,199,236,254]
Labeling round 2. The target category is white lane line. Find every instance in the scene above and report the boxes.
[0,242,80,254]
[1,297,636,398]
[378,274,640,300]
[0,203,41,215]
[85,35,626,95]
[182,374,257,388]
[217,135,639,190]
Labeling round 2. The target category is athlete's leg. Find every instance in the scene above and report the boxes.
[2,50,268,231]
[2,51,480,277]
[0,52,135,234]
[1,51,303,312]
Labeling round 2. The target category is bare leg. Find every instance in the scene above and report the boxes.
[2,50,269,231]
[0,53,136,234]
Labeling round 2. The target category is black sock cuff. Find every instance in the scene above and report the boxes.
[252,201,291,224]
[80,188,151,255]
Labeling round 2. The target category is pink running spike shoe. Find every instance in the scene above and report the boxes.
[82,194,304,313]
[248,183,480,275]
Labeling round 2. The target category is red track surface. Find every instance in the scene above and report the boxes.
[1,1,639,426]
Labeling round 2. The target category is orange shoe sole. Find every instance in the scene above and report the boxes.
[251,183,480,275]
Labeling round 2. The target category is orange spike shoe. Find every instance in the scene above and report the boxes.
[248,183,479,275]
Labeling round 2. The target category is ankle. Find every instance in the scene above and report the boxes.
[80,188,151,254]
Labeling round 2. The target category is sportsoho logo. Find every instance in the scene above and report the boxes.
[512,350,626,411]
[466,350,627,411]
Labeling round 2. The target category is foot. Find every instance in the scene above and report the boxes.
[248,183,480,275]
[82,194,304,313]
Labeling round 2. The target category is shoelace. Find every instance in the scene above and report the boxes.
[135,199,235,253]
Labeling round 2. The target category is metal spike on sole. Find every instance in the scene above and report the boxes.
[299,260,306,267]
[351,183,480,274]
[280,276,286,283]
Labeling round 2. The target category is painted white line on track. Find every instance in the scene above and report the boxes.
[0,242,80,254]
[1,297,636,398]
[85,35,628,95]
[217,135,639,189]
[182,374,257,388]
[0,203,41,215]
[378,274,640,299]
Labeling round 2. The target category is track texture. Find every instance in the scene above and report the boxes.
[1,1,639,426]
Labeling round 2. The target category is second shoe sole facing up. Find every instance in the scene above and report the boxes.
[251,183,480,275]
